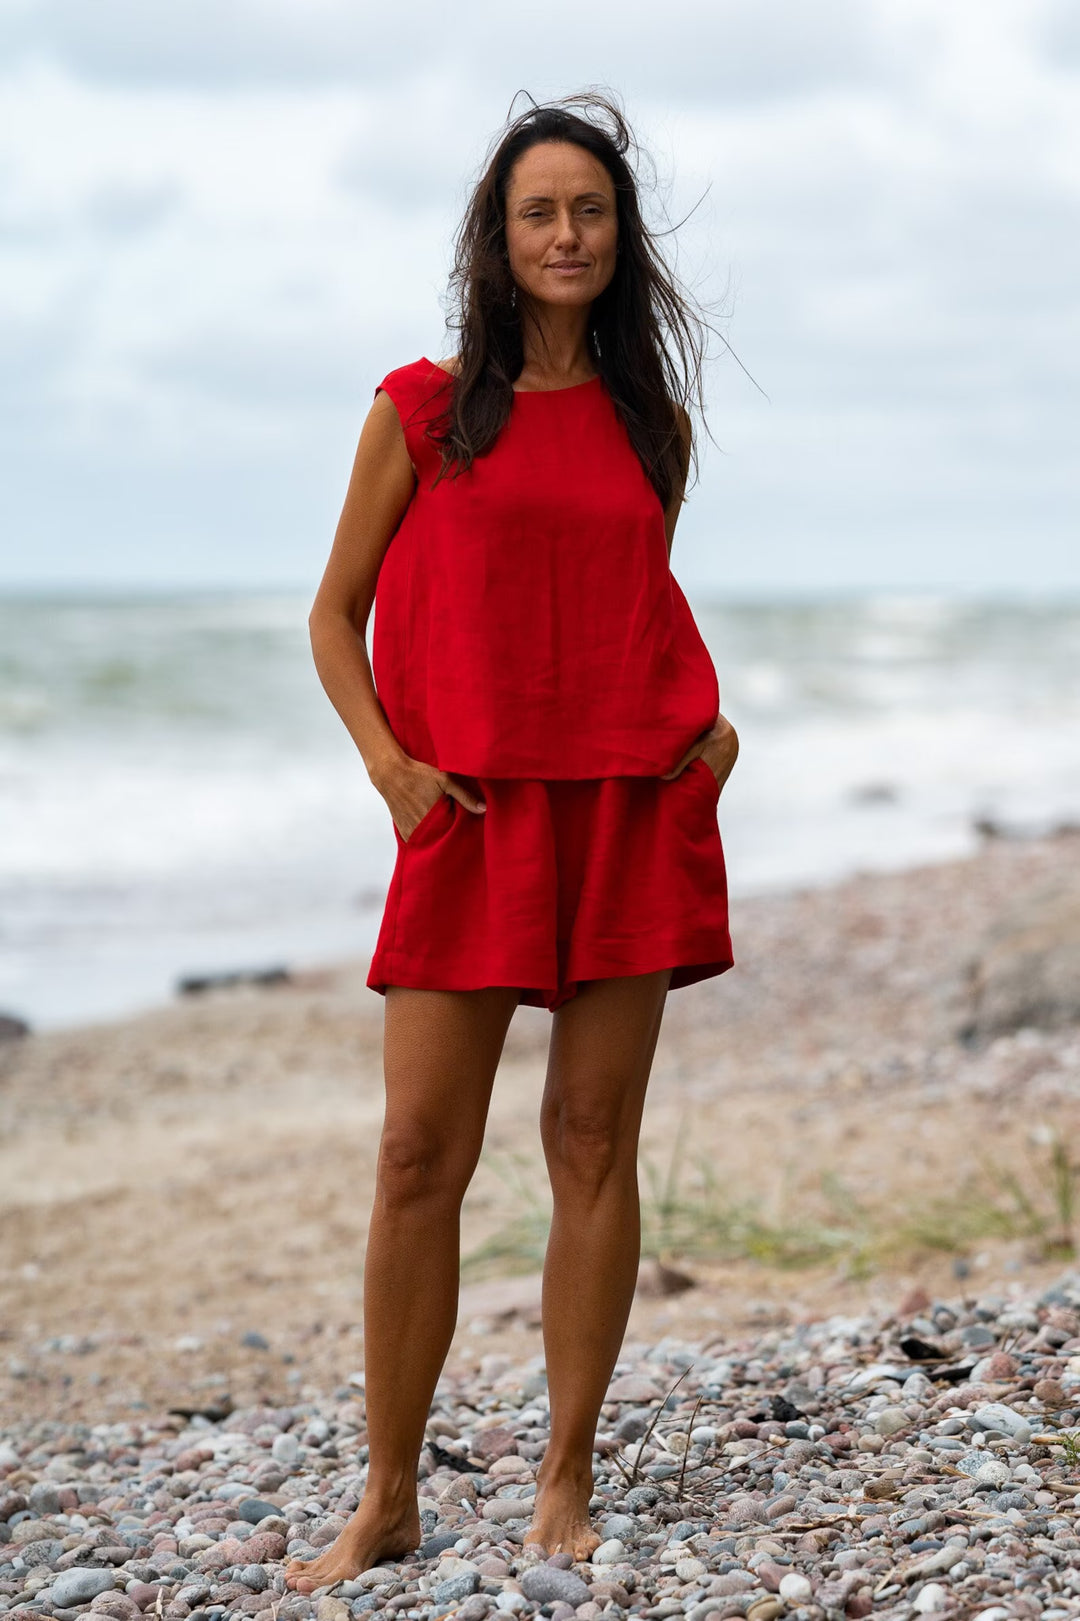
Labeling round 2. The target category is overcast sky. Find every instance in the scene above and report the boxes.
[1,0,1078,596]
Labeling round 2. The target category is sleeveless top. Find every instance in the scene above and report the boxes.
[371,357,720,779]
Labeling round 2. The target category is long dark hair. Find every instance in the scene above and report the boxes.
[429,90,713,508]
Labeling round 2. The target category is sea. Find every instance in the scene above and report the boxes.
[2,589,1078,1030]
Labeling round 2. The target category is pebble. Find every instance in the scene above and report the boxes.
[5,1273,1080,1621]
[51,1568,118,1606]
[519,1567,591,1606]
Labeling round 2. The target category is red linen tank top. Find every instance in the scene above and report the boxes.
[371,357,720,778]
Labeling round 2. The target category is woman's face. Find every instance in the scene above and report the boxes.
[503,140,618,313]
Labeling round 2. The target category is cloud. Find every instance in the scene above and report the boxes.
[3,0,888,100]
[0,0,1078,591]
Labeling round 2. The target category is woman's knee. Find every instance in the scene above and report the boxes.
[540,1093,633,1192]
[375,1121,478,1213]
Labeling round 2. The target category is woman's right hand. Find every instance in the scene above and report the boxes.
[372,754,486,842]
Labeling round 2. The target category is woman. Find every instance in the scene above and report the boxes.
[286,92,740,1589]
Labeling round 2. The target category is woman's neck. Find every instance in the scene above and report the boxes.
[516,304,596,390]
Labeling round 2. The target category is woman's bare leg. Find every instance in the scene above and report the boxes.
[526,968,671,1559]
[284,983,521,1593]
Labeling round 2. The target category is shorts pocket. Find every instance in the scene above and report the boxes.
[689,756,721,803]
[396,791,455,847]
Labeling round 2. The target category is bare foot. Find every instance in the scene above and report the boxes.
[283,1497,421,1594]
[524,1470,601,1562]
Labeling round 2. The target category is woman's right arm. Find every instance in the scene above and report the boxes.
[310,391,489,838]
[308,390,415,790]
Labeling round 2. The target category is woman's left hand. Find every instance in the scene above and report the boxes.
[660,713,739,795]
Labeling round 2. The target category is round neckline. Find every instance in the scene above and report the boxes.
[422,357,602,396]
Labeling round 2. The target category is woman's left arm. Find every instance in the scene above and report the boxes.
[661,406,740,794]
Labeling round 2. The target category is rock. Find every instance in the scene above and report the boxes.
[756,1562,787,1593]
[241,1332,271,1351]
[969,1402,1031,1440]
[90,1597,141,1620]
[519,1566,591,1606]
[52,1568,117,1607]
[0,1012,30,1041]
[872,1407,909,1436]
[127,1583,169,1610]
[431,1570,481,1606]
[903,1545,966,1580]
[591,1539,626,1565]
[777,1571,813,1602]
[723,1495,766,1524]
[457,1274,544,1329]
[271,1434,299,1466]
[589,1581,629,1608]
[709,1573,756,1596]
[480,1497,533,1522]
[239,1566,268,1591]
[20,1536,64,1566]
[959,879,1080,1041]
[470,1427,518,1462]
[600,1514,637,1542]
[315,1600,350,1621]
[240,1533,286,1563]
[238,1500,280,1525]
[1034,1378,1067,1405]
[28,1484,62,1516]
[912,1582,949,1612]
[613,1410,651,1442]
[635,1258,696,1298]
[420,1531,460,1559]
[606,1375,663,1402]
[674,1556,707,1580]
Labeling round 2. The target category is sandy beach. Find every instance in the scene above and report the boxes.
[4,828,1080,1621]
[3,827,1079,1426]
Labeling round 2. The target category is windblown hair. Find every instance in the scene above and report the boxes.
[430,90,711,509]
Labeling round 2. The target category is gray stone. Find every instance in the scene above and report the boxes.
[959,878,1080,1042]
[239,1565,268,1590]
[969,1403,1031,1440]
[601,1514,637,1543]
[28,1484,62,1517]
[431,1570,481,1606]
[237,1499,280,1525]
[519,1566,592,1606]
[52,1568,118,1607]
[272,1433,300,1465]
[872,1406,909,1436]
[20,1538,64,1568]
[622,1487,659,1512]
[420,1531,461,1559]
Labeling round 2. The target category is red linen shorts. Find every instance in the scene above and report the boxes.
[366,759,734,1012]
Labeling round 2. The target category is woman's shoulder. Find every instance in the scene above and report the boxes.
[378,355,456,390]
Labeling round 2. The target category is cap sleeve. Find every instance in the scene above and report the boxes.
[375,359,452,480]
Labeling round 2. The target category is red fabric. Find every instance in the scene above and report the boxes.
[371,358,720,778]
[366,760,733,1012]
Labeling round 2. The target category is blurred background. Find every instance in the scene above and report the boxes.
[2,0,1079,1029]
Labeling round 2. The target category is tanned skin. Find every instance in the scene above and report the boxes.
[285,140,738,1591]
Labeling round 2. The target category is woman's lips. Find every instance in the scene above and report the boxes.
[548,263,589,273]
